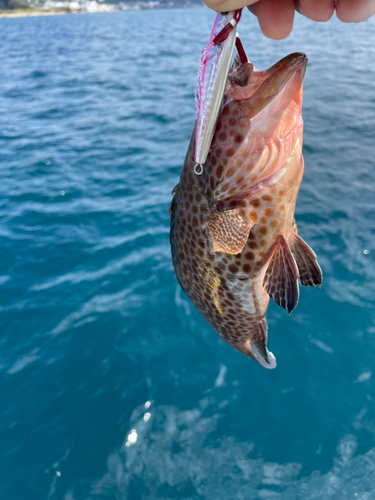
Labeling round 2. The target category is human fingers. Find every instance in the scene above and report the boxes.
[248,0,295,40]
[295,0,334,22]
[336,0,375,22]
[203,0,258,13]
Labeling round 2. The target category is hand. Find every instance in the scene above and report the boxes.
[203,0,375,39]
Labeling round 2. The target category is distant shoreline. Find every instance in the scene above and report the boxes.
[0,5,201,18]
[0,8,84,17]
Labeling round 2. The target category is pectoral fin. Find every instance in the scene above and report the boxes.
[289,232,322,288]
[208,209,252,255]
[263,235,299,314]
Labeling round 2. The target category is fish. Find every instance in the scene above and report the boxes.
[169,52,322,369]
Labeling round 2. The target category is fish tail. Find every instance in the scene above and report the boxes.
[240,318,277,370]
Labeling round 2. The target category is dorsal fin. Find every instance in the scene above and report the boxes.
[208,208,252,255]
[263,235,299,314]
[289,231,322,288]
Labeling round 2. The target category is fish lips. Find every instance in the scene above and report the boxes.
[262,52,308,82]
[244,52,308,120]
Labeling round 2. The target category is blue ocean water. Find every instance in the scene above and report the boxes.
[1,7,375,499]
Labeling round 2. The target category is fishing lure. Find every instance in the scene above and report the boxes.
[194,9,245,173]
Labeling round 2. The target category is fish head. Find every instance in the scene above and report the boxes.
[203,53,308,207]
[226,52,307,138]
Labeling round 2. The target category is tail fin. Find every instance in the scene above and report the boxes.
[241,318,277,369]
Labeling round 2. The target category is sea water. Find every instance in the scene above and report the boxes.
[1,8,375,499]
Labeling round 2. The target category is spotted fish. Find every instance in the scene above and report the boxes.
[169,52,322,369]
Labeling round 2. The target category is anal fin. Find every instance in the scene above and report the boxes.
[208,208,252,255]
[289,231,322,288]
[263,235,299,314]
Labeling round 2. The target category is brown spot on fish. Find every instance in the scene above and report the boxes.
[228,264,239,274]
[243,263,252,273]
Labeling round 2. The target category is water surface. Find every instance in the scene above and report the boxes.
[1,8,375,500]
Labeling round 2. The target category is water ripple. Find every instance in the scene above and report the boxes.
[1,8,375,500]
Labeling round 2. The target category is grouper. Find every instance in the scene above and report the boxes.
[169,52,322,369]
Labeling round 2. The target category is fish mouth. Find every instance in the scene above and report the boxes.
[262,52,308,81]
[235,52,308,120]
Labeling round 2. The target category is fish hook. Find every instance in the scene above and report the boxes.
[212,8,242,46]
